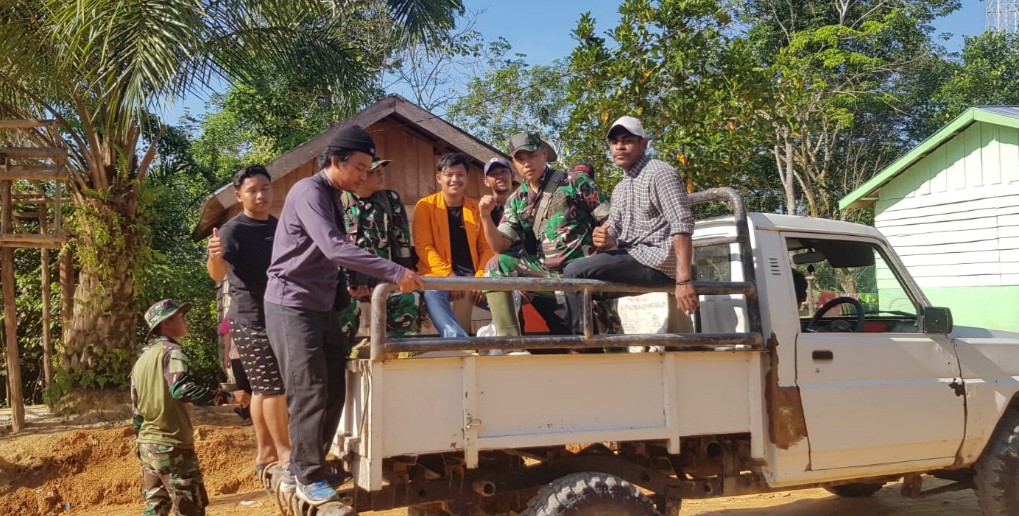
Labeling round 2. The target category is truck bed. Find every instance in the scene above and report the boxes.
[337,350,764,491]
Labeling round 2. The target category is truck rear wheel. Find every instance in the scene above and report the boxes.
[823,483,884,497]
[976,410,1019,515]
[522,471,660,515]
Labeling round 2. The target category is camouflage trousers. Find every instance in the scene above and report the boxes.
[485,252,622,335]
[338,291,422,344]
[137,443,208,516]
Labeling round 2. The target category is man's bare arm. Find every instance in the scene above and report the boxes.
[672,233,698,314]
[478,195,513,254]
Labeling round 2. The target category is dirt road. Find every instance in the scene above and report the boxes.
[0,400,983,515]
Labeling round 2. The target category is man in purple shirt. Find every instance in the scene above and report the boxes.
[264,124,422,506]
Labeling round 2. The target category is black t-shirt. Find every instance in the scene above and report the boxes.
[220,214,278,326]
[446,207,475,277]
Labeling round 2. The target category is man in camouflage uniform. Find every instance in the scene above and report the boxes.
[131,299,232,516]
[337,158,421,347]
[479,131,612,338]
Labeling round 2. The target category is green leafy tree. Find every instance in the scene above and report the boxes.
[564,0,771,195]
[742,0,959,218]
[137,122,223,387]
[382,9,494,113]
[926,31,1019,129]
[0,0,462,388]
[447,46,571,159]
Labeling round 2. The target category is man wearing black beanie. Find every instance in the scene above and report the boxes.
[264,124,423,506]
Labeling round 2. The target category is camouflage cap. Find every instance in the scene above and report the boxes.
[370,159,392,170]
[143,299,192,340]
[507,131,558,163]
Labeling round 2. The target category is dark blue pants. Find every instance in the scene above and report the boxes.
[563,250,673,335]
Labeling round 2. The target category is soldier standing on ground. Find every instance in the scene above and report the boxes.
[131,299,233,516]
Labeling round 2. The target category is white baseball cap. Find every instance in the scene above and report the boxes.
[607,116,648,139]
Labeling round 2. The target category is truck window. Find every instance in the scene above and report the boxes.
[695,243,732,282]
[788,238,919,333]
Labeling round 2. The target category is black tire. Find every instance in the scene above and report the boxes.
[824,482,884,497]
[523,471,660,516]
[975,411,1019,515]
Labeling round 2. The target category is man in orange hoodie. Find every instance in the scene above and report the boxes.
[414,152,495,337]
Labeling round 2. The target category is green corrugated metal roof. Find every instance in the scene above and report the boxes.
[839,106,1019,210]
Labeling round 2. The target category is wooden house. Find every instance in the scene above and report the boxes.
[840,106,1019,332]
[192,94,510,241]
[193,95,511,344]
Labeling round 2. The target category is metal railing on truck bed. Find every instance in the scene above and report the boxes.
[368,187,763,361]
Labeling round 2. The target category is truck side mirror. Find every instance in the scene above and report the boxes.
[920,306,953,334]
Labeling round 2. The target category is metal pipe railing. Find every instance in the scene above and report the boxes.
[367,187,765,361]
[369,276,759,361]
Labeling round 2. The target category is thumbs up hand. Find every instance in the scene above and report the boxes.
[207,227,223,260]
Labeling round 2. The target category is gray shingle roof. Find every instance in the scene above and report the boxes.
[976,106,1019,119]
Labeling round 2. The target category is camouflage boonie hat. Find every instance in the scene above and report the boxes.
[507,131,558,162]
[144,299,192,340]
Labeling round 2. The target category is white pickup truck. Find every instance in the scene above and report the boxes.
[270,188,1019,516]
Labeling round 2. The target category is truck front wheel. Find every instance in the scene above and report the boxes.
[976,410,1019,515]
[522,471,661,515]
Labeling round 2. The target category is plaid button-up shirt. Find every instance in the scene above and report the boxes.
[605,156,694,279]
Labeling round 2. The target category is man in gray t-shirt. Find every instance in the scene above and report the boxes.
[264,124,422,506]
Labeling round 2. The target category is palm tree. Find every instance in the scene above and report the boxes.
[0,0,462,379]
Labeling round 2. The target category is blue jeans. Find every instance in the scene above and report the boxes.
[424,290,488,338]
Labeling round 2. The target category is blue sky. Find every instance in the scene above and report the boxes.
[164,1,988,124]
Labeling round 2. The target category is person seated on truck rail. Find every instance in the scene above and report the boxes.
[336,157,422,352]
[564,116,699,335]
[414,152,495,338]
[478,131,612,343]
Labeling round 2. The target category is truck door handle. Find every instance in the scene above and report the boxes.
[812,350,834,361]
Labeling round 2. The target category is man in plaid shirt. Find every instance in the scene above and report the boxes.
[564,116,699,334]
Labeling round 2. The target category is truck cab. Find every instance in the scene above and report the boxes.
[266,188,1019,516]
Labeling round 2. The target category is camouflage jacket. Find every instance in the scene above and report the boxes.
[339,189,413,268]
[497,168,610,271]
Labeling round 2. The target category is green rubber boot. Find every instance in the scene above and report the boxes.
[486,291,521,337]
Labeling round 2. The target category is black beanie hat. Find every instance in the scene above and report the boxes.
[328,124,376,157]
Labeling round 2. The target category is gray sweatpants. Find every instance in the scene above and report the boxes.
[265,301,347,484]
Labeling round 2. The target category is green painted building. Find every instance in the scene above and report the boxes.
[841,106,1019,332]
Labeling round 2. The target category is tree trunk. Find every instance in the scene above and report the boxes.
[59,195,144,380]
[783,139,796,215]
[2,246,24,432]
[40,212,52,387]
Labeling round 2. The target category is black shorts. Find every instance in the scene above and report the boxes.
[229,319,285,396]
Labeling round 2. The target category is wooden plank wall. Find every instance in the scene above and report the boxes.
[222,118,488,232]
[875,122,1019,287]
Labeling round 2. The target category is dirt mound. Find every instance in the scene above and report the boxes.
[0,412,258,515]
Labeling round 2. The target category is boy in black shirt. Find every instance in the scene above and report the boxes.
[206,165,290,478]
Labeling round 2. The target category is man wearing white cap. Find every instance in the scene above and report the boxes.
[563,116,699,334]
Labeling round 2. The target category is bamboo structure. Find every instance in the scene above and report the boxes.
[0,120,67,432]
